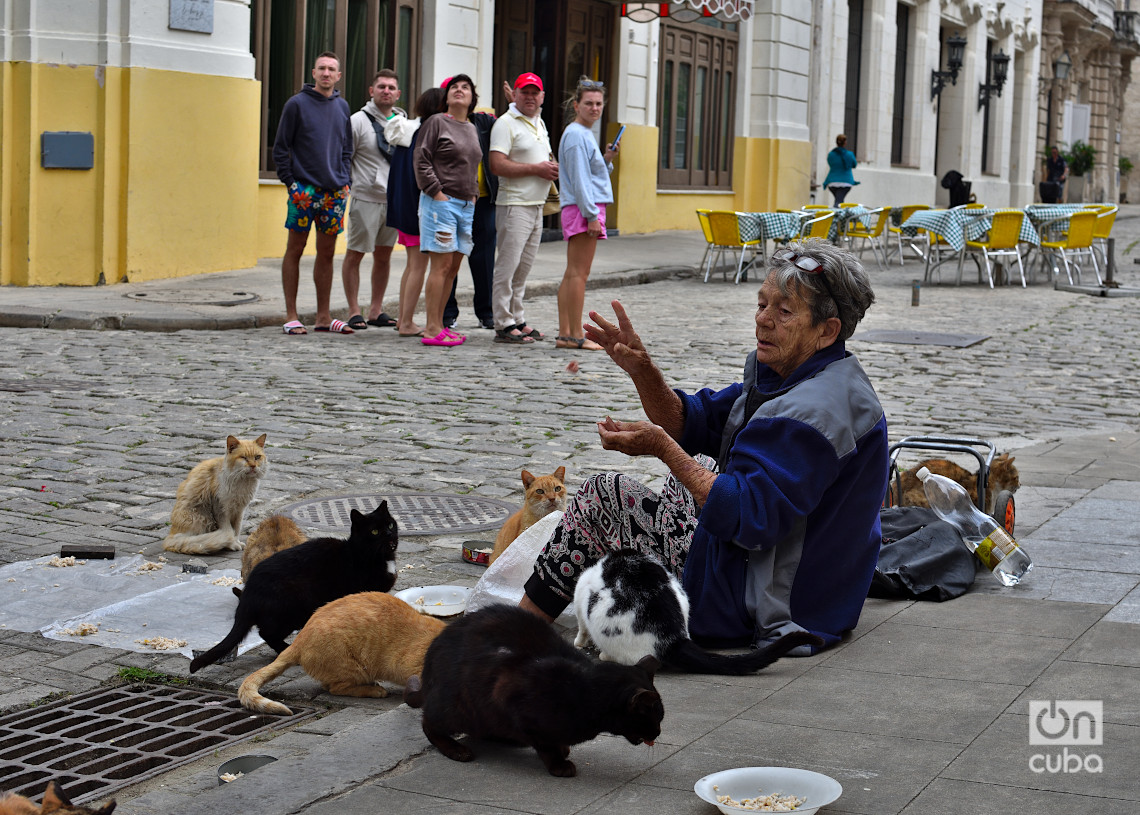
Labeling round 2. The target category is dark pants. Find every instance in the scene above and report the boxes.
[445,196,495,324]
[829,185,851,205]
[1039,181,1063,204]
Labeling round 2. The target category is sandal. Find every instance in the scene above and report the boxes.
[282,320,307,335]
[367,313,397,328]
[314,319,354,334]
[347,315,368,330]
[495,328,535,344]
[555,336,602,350]
[422,330,464,347]
[516,322,545,340]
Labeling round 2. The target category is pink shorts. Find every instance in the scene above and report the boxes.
[561,203,608,241]
[397,230,420,248]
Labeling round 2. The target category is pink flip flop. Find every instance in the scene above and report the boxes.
[422,330,464,347]
[314,318,354,334]
[282,320,307,335]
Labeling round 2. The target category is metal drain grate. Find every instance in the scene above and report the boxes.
[0,683,316,805]
[281,493,516,535]
[851,329,989,348]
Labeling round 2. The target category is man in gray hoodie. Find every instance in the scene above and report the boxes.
[274,51,353,334]
[341,69,406,330]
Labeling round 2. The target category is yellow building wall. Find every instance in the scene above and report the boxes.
[610,126,812,234]
[257,182,349,260]
[0,62,259,286]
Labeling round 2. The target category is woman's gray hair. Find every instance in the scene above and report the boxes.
[766,237,875,341]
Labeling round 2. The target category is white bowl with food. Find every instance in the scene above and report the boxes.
[394,585,472,617]
[693,766,842,814]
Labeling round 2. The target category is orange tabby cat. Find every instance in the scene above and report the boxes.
[241,515,307,580]
[898,453,1019,515]
[489,467,567,565]
[239,591,445,716]
[0,781,115,815]
[163,434,268,555]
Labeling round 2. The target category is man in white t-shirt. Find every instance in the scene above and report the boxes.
[341,69,405,329]
[487,72,559,344]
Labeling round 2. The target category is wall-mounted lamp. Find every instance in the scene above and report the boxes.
[1054,51,1072,82]
[977,49,1011,110]
[931,33,968,100]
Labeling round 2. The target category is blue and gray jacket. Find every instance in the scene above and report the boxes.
[678,343,888,651]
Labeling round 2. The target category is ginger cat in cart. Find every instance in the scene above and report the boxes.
[164,434,268,555]
[239,591,445,716]
[898,453,1019,515]
[488,467,567,565]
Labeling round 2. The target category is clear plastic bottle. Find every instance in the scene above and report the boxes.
[916,466,1033,586]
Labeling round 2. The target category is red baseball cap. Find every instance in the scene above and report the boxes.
[514,72,543,91]
[440,76,452,89]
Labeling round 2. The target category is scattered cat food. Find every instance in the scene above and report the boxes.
[48,556,82,567]
[712,786,804,811]
[219,772,244,783]
[135,636,187,650]
[566,360,579,373]
[210,576,242,587]
[413,596,444,607]
[5,578,13,582]
[131,561,165,573]
[60,623,100,637]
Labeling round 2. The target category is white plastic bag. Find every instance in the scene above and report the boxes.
[467,511,563,613]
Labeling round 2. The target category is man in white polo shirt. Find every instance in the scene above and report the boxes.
[487,72,559,345]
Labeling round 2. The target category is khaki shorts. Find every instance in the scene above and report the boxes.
[345,199,398,252]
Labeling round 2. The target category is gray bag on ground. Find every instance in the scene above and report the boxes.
[869,506,978,601]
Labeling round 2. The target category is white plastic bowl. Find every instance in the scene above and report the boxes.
[394,585,472,617]
[693,767,842,814]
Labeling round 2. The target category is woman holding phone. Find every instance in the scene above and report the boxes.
[555,77,619,350]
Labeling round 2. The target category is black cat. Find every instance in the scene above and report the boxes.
[189,503,398,673]
[404,604,664,777]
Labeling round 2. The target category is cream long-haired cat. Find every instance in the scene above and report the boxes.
[163,434,268,555]
[488,466,567,565]
[239,591,445,716]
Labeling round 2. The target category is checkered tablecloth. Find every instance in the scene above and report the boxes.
[901,209,1040,252]
[738,211,806,243]
[1022,204,1101,241]
[827,206,875,240]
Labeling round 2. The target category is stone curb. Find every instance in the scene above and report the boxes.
[0,267,694,332]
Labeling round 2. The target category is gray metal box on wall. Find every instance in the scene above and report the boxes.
[41,132,94,169]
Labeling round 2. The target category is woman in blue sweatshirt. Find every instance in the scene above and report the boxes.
[520,239,888,654]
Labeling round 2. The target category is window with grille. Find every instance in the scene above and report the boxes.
[252,0,421,177]
[657,19,737,190]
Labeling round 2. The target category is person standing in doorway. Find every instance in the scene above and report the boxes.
[822,134,858,206]
[488,72,558,345]
[1042,146,1067,204]
[274,51,354,335]
[555,78,618,351]
[341,69,405,331]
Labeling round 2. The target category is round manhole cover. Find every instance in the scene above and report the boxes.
[280,493,516,536]
[124,290,260,306]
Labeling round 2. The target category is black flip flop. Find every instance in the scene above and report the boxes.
[367,313,398,328]
[347,315,368,330]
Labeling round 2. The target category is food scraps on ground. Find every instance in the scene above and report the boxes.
[210,576,242,587]
[60,623,100,637]
[712,786,804,811]
[48,556,86,567]
[219,772,244,783]
[135,636,187,650]
[133,561,164,572]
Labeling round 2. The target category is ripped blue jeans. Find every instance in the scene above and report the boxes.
[418,193,475,256]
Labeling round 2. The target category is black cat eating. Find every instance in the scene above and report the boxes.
[404,604,664,777]
[190,503,399,673]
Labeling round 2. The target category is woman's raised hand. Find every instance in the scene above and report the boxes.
[585,300,650,375]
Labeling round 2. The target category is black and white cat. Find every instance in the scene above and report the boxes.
[573,550,822,675]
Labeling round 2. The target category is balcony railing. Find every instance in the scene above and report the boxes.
[1116,10,1139,42]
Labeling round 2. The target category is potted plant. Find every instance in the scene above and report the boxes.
[1063,141,1096,202]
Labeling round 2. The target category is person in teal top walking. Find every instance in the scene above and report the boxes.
[822,134,858,205]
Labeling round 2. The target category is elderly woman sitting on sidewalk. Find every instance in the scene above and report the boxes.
[519,238,888,652]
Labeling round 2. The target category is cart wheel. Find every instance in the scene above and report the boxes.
[993,490,1015,535]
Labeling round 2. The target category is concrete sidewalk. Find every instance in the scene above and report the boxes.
[0,230,705,332]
